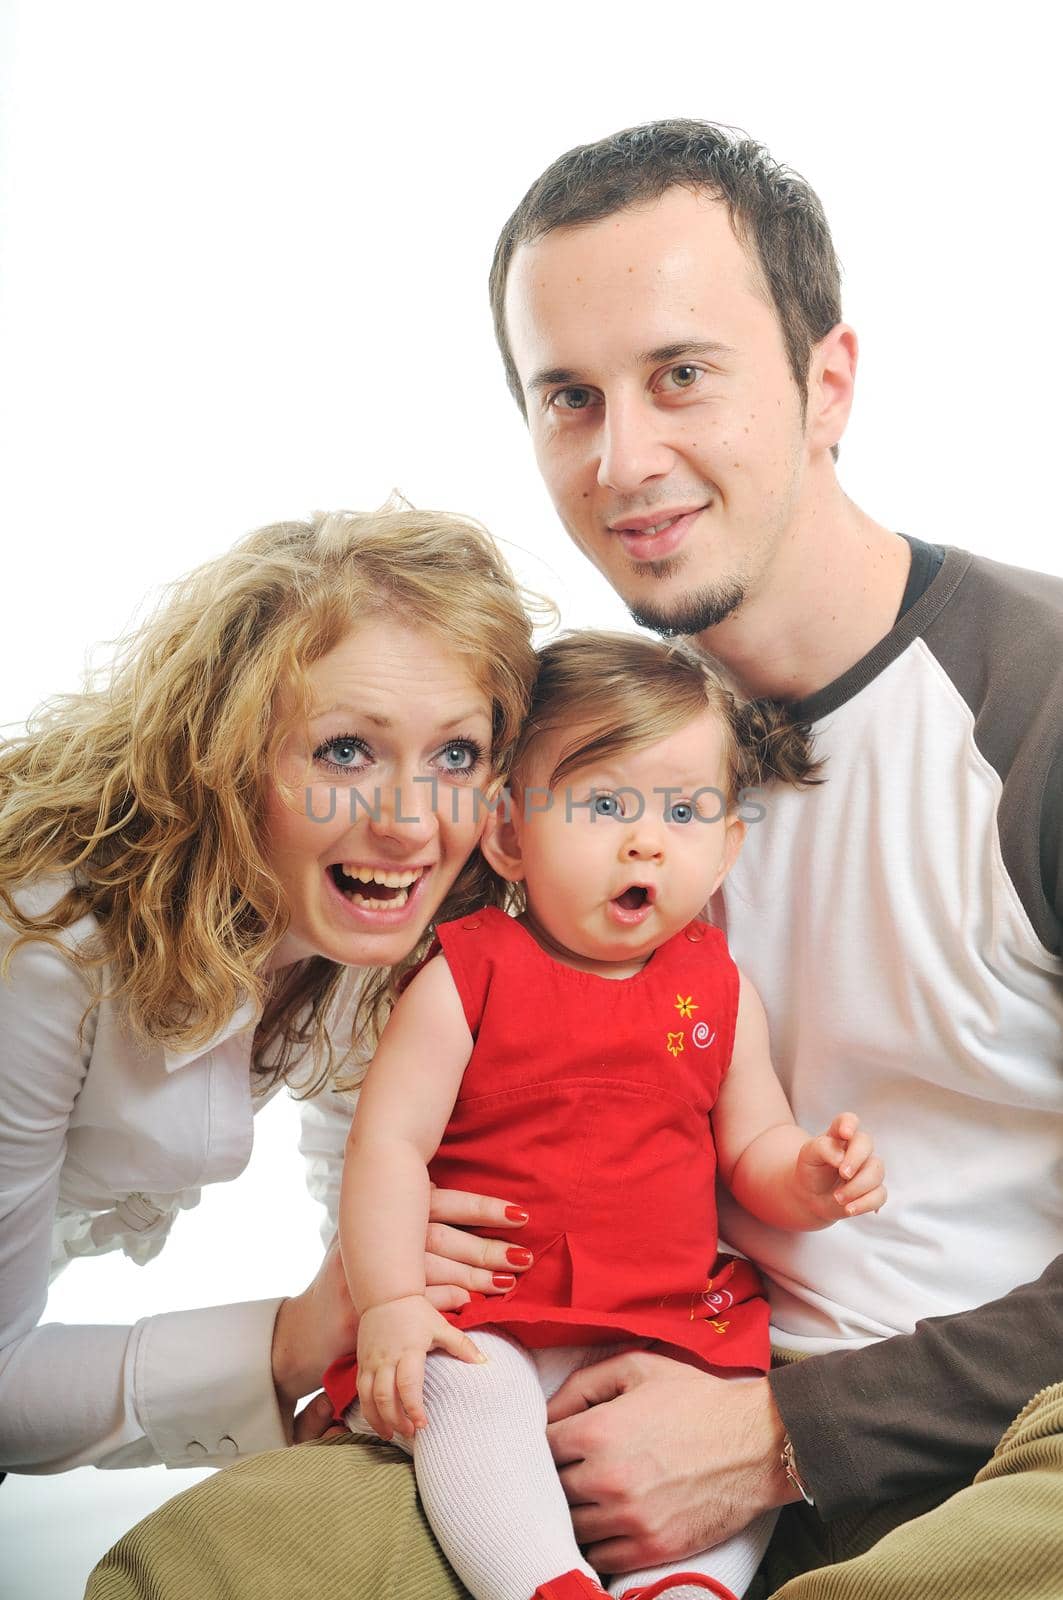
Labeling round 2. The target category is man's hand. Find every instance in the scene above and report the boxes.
[545,1351,795,1575]
[357,1295,486,1441]
[796,1112,886,1221]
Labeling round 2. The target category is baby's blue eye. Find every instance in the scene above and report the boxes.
[593,793,621,818]
[668,801,695,824]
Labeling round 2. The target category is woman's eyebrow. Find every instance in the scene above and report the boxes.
[312,704,390,726]
[437,710,493,731]
[310,706,490,730]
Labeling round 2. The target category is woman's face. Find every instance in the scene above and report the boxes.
[264,619,494,970]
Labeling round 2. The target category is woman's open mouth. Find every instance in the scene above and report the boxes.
[327,862,426,912]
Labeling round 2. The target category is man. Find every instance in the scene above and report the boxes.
[89,121,1062,1600]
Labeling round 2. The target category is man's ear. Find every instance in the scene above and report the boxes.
[480,792,527,883]
[806,322,858,455]
[710,813,746,895]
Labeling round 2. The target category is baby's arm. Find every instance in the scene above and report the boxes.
[339,954,485,1439]
[712,968,886,1231]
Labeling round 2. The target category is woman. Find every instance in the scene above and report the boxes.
[0,504,544,1474]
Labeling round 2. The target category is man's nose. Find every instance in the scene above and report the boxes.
[597,395,672,494]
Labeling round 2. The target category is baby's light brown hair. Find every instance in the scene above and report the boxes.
[511,630,822,804]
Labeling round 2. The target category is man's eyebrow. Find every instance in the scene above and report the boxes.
[638,339,737,365]
[526,340,737,394]
[526,366,580,395]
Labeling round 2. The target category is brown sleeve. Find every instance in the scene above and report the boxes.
[767,1254,1063,1518]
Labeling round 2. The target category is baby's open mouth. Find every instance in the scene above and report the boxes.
[329,863,424,908]
[614,884,653,912]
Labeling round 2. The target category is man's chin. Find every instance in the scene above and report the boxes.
[628,579,746,640]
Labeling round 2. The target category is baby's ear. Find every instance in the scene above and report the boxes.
[711,813,747,894]
[479,786,526,883]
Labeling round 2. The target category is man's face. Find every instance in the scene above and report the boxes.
[504,187,812,636]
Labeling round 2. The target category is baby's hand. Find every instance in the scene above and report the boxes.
[356,1295,486,1441]
[796,1112,887,1222]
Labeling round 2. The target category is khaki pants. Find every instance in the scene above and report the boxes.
[86,1382,1063,1600]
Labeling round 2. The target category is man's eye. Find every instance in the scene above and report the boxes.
[668,801,695,824]
[552,387,594,411]
[593,792,622,817]
[667,365,699,390]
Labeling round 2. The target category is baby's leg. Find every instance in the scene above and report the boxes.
[604,1508,778,1599]
[412,1328,600,1600]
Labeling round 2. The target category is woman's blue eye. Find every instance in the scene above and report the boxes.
[434,738,486,778]
[593,792,621,817]
[439,743,474,771]
[314,736,367,769]
[669,801,695,824]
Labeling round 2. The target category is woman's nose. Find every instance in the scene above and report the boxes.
[366,774,439,847]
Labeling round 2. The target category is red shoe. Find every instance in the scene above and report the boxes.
[532,1573,608,1598]
[617,1575,740,1600]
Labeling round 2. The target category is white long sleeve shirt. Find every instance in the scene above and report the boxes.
[0,880,300,1473]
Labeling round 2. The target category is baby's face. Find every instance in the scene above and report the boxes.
[508,708,744,976]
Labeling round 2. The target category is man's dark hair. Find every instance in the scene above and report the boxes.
[489,118,842,417]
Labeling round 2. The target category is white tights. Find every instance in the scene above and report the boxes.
[345,1329,777,1600]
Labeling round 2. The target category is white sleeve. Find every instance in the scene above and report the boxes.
[0,929,290,1473]
[298,1089,360,1246]
[297,969,367,1245]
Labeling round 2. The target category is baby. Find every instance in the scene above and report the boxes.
[326,631,885,1600]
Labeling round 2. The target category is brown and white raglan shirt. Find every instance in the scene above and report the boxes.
[713,540,1063,1514]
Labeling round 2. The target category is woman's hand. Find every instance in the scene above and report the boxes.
[423,1182,533,1297]
[272,1186,531,1436]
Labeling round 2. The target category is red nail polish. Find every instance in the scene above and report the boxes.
[492,1272,517,1289]
[505,1205,529,1223]
[506,1246,534,1267]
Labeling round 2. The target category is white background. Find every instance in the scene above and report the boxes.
[1,1,1060,1594]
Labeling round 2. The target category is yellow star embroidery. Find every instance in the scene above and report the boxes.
[666,1031,685,1057]
[674,993,698,1019]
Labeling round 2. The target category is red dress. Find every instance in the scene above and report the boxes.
[325,909,769,1414]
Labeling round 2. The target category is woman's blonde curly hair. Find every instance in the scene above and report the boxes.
[0,505,546,1093]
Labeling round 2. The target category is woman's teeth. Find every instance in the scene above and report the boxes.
[349,886,409,908]
[332,863,422,908]
[341,865,420,888]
